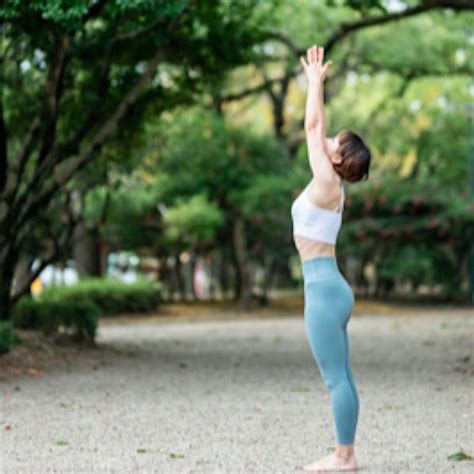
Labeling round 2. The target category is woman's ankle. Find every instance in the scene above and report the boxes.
[335,444,355,460]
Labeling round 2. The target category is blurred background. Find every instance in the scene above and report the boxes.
[1,0,474,347]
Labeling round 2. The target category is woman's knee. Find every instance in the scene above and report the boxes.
[320,366,350,391]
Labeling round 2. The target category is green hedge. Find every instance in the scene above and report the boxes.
[37,277,161,316]
[11,297,100,340]
[0,321,15,354]
[7,277,161,348]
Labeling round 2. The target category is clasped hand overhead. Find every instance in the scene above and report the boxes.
[300,45,333,85]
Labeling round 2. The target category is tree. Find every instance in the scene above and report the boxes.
[216,0,474,157]
[139,107,292,309]
[0,0,277,319]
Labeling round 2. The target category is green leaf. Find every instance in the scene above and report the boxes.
[290,384,311,392]
[447,450,473,461]
[54,440,69,446]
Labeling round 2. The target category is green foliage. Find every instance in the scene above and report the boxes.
[101,106,296,260]
[138,107,296,261]
[149,108,290,202]
[3,0,473,306]
[377,245,436,288]
[11,296,100,340]
[1,1,280,299]
[3,0,278,172]
[1,1,187,30]
[163,193,225,245]
[447,450,474,462]
[0,321,16,354]
[95,173,166,250]
[326,0,387,14]
[341,178,473,243]
[38,277,162,315]
[337,177,473,299]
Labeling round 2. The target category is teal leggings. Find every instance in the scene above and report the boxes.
[303,256,359,445]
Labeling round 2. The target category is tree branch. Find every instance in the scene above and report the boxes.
[324,2,433,54]
[263,0,474,57]
[360,73,416,138]
[5,34,70,204]
[226,0,474,106]
[30,12,187,197]
[363,57,474,78]
[37,33,70,165]
[2,118,41,200]
[68,14,178,150]
[10,192,78,304]
[10,7,189,238]
[0,101,7,192]
[82,0,109,23]
[219,75,287,104]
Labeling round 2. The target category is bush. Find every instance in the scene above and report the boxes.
[12,296,100,341]
[10,296,37,329]
[38,276,162,316]
[0,321,15,354]
[378,244,436,288]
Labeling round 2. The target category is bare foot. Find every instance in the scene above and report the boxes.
[302,451,358,472]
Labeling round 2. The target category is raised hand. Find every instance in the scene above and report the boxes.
[300,45,333,85]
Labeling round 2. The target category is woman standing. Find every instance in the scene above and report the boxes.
[292,45,371,472]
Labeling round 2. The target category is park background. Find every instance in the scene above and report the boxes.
[1,1,474,472]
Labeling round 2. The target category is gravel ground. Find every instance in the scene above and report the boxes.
[1,307,473,473]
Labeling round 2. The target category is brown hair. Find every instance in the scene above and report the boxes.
[333,130,371,182]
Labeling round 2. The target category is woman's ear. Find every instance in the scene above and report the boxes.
[332,154,342,164]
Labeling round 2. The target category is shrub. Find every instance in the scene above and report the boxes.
[38,276,162,316]
[0,321,15,354]
[12,297,100,341]
[10,296,37,329]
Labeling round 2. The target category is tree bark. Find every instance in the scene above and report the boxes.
[0,240,18,320]
[72,221,101,277]
[189,249,198,300]
[232,215,252,311]
[11,254,33,300]
[218,248,231,300]
[174,253,186,301]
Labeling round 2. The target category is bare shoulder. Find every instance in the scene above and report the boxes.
[307,175,343,209]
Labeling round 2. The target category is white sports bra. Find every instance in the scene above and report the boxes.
[291,181,344,245]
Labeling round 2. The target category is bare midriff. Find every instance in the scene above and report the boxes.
[293,177,342,262]
[293,235,336,262]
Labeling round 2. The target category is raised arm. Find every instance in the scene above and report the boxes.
[300,46,334,181]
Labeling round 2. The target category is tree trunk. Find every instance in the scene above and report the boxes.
[0,240,18,320]
[157,255,171,302]
[11,254,33,300]
[218,249,231,300]
[208,253,216,301]
[232,215,252,311]
[174,253,186,301]
[260,256,275,307]
[72,221,101,277]
[0,272,14,321]
[189,249,198,300]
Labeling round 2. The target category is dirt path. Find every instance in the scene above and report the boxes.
[1,306,473,473]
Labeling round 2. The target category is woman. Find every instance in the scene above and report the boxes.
[292,45,371,473]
